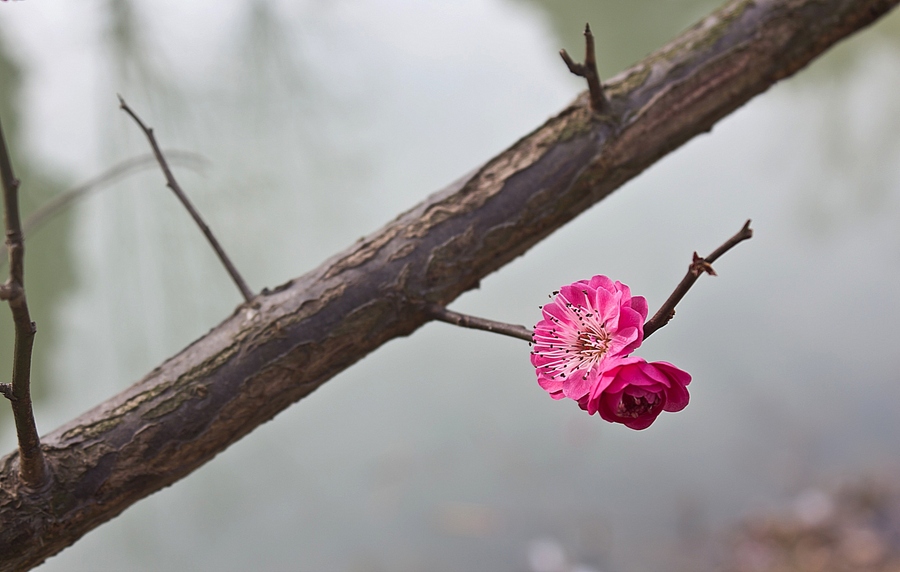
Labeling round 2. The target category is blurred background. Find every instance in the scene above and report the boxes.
[0,1,899,570]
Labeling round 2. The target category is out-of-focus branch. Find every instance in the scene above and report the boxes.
[118,96,254,303]
[0,116,47,490]
[643,220,753,339]
[0,151,208,269]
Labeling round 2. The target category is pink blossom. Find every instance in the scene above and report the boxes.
[577,356,691,430]
[531,275,649,401]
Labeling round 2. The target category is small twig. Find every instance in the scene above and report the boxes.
[0,115,48,489]
[426,303,534,343]
[0,151,207,269]
[118,96,254,303]
[559,23,609,113]
[429,221,751,344]
[643,220,753,339]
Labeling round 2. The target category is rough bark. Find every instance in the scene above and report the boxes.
[1,0,896,569]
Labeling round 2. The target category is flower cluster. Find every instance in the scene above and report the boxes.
[531,275,690,430]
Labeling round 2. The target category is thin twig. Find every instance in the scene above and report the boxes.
[643,220,753,339]
[428,221,752,344]
[559,23,608,113]
[426,303,534,343]
[118,96,254,303]
[0,115,47,489]
[0,151,207,269]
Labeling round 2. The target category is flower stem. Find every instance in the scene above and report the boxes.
[643,219,753,339]
[426,304,533,342]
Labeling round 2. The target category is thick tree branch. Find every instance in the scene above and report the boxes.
[0,117,47,490]
[0,0,896,569]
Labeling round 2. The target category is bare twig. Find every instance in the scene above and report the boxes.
[426,303,534,343]
[428,221,753,344]
[643,220,753,339]
[0,116,47,489]
[559,23,608,113]
[117,96,254,303]
[0,151,207,269]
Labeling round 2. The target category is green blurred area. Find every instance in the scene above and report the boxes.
[515,0,720,75]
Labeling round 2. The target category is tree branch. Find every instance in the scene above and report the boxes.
[426,303,534,342]
[559,23,609,113]
[0,116,47,490]
[643,219,753,339]
[428,220,753,343]
[118,96,254,304]
[0,0,896,569]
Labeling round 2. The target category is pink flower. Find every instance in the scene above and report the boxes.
[531,275,649,401]
[577,356,691,430]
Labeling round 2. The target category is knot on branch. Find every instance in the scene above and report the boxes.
[643,220,754,339]
[690,252,717,277]
[0,383,15,401]
[0,282,15,300]
[559,23,609,114]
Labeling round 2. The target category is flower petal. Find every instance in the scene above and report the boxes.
[621,415,659,430]
[653,361,693,387]
[558,284,590,312]
[561,367,596,400]
[630,295,649,322]
[663,382,690,412]
[533,276,689,426]
[587,275,616,293]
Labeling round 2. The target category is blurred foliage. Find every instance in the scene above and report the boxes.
[723,479,900,572]
[105,0,180,106]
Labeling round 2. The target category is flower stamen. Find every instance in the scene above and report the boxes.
[532,275,651,402]
[616,393,661,418]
